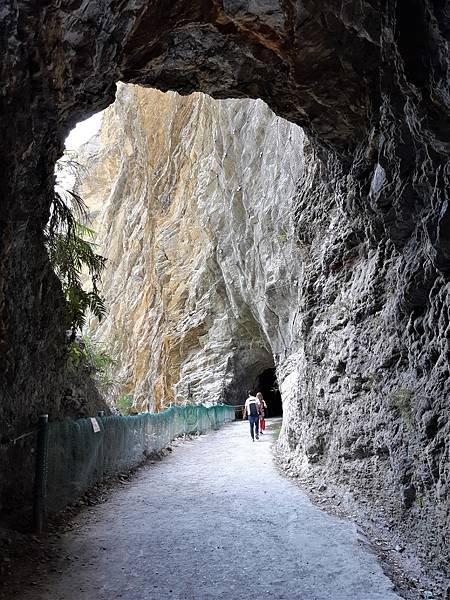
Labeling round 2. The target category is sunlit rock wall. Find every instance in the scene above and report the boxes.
[76,83,449,579]
[77,84,300,409]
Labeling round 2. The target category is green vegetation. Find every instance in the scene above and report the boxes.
[50,156,120,402]
[116,394,135,415]
[46,185,107,339]
[69,335,118,396]
[278,228,287,243]
[272,424,282,441]
[391,388,414,426]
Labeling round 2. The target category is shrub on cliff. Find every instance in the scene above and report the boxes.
[46,189,107,339]
[69,335,117,396]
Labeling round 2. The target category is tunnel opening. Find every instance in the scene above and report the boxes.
[54,85,301,415]
[254,368,282,418]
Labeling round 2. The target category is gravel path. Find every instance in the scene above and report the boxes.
[17,419,403,600]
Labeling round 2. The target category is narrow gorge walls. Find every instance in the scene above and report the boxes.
[1,0,449,577]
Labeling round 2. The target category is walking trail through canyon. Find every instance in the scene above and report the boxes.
[15,420,403,600]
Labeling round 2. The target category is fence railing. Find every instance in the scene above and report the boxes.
[34,404,235,530]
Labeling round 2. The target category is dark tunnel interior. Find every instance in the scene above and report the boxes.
[254,368,282,417]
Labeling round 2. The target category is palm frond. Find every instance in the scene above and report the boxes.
[46,184,107,338]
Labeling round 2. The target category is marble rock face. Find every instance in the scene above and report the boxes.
[76,84,304,410]
[76,84,449,577]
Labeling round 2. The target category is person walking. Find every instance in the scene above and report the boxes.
[243,391,260,441]
[256,392,267,434]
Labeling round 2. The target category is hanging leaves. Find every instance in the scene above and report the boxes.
[46,189,107,339]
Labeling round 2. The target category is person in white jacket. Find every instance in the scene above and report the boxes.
[243,391,260,441]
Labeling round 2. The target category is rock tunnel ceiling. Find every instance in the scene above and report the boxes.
[0,0,449,583]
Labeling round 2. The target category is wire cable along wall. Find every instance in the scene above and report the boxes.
[35,404,235,527]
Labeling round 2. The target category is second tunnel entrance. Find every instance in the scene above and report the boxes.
[254,368,282,417]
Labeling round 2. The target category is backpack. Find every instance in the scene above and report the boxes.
[248,399,259,417]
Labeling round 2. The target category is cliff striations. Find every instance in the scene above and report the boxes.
[76,85,305,411]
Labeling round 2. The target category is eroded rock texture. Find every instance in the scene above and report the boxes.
[0,0,449,580]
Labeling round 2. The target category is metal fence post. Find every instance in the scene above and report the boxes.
[33,414,49,534]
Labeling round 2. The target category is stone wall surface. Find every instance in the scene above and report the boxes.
[76,84,449,585]
[0,0,448,586]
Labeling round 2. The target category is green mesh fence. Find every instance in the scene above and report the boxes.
[46,404,235,514]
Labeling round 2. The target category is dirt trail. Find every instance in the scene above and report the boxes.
[14,420,403,600]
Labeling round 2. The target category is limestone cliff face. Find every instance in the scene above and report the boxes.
[77,84,449,579]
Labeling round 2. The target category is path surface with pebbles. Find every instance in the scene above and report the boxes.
[15,419,403,600]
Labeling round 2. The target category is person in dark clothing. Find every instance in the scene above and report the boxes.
[243,390,260,441]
